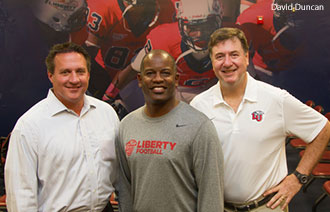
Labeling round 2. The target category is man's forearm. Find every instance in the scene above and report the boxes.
[296,122,330,175]
[103,65,137,100]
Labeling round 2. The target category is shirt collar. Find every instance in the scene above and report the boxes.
[212,81,225,107]
[244,73,258,103]
[47,89,96,117]
[212,72,258,107]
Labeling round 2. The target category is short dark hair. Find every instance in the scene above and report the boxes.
[45,42,91,74]
[208,27,249,55]
[140,49,176,73]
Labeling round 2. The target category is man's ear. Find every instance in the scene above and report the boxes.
[137,72,142,88]
[245,52,249,66]
[47,71,53,84]
[175,73,180,87]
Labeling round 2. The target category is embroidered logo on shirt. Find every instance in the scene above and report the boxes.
[251,110,264,122]
[125,139,177,156]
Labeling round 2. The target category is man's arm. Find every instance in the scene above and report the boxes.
[264,121,330,210]
[296,121,330,175]
[83,0,109,60]
[114,129,134,212]
[192,119,224,212]
[83,32,102,60]
[4,121,39,211]
[102,64,138,101]
[102,48,146,101]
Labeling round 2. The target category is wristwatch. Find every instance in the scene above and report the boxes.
[293,170,309,184]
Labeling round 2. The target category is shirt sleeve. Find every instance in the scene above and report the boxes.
[192,119,224,212]
[115,128,134,212]
[282,91,328,143]
[4,120,39,211]
[106,110,121,186]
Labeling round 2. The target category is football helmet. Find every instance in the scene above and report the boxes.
[31,0,88,32]
[178,0,223,51]
[121,0,160,37]
[272,0,307,50]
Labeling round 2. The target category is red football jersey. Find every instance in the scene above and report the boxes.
[144,22,216,88]
[70,26,89,45]
[236,0,298,72]
[86,0,176,77]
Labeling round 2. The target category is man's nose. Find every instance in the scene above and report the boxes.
[189,30,201,38]
[223,55,233,67]
[69,72,80,83]
[153,72,164,82]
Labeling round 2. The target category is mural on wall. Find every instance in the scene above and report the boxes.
[1,0,329,136]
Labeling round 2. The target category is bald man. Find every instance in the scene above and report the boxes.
[115,49,224,212]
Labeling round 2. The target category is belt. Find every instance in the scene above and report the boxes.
[224,194,274,211]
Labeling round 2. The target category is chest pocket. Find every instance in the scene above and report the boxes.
[89,128,116,162]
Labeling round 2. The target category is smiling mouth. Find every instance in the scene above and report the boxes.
[221,69,236,73]
[151,86,166,93]
[67,86,81,90]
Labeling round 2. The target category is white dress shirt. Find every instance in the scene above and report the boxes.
[191,74,327,202]
[5,89,119,211]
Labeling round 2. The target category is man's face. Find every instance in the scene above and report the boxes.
[182,16,221,51]
[184,22,206,48]
[210,37,249,88]
[138,54,179,105]
[48,52,90,109]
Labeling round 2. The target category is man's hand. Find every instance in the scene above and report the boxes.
[263,174,302,210]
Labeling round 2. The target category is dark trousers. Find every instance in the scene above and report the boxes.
[102,201,114,212]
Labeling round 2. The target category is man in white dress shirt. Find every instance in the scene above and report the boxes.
[191,27,330,212]
[5,42,119,211]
